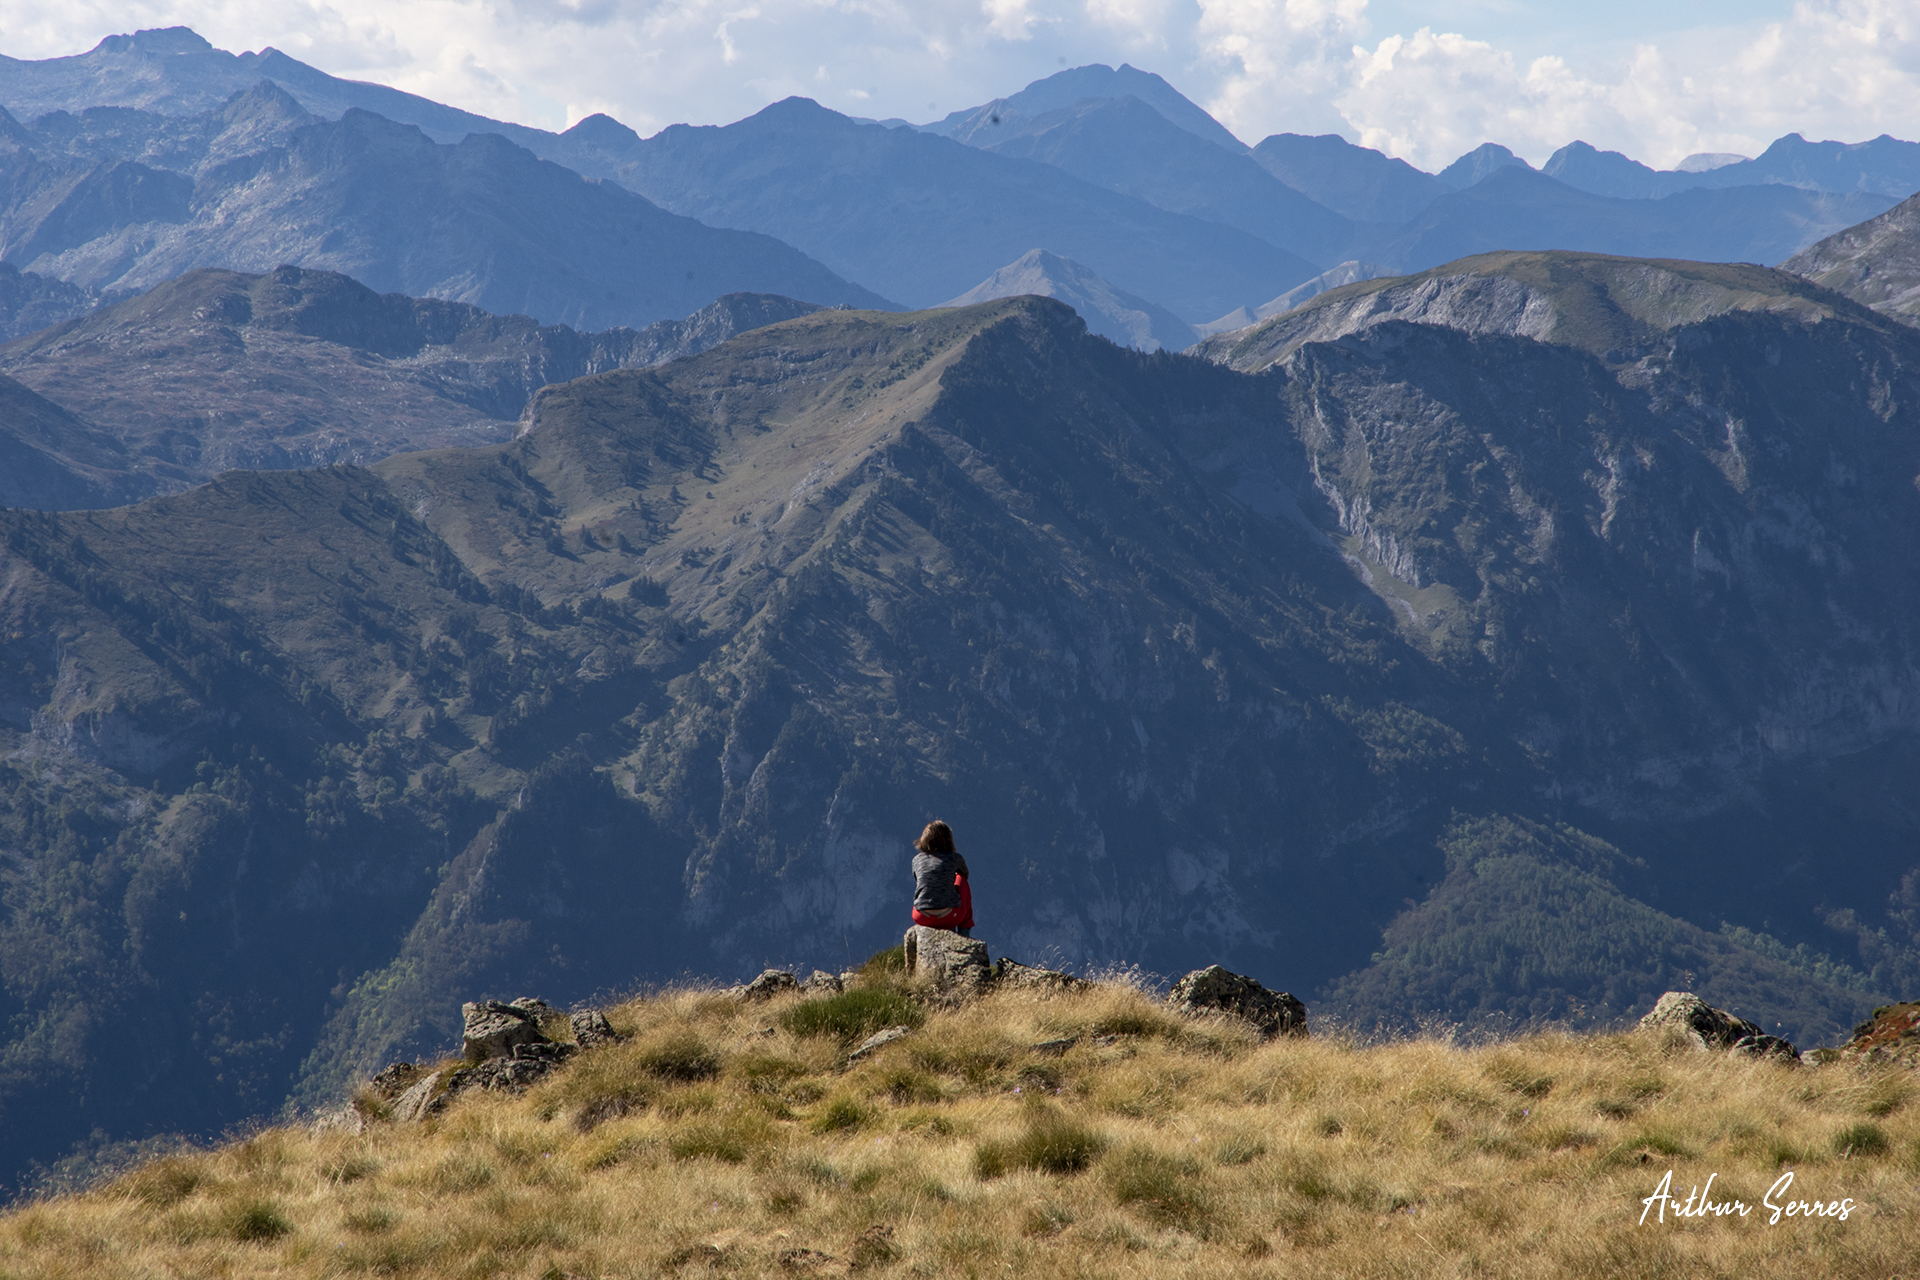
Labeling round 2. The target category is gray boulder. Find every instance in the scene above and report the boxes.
[569,1009,624,1048]
[462,1000,551,1062]
[1639,992,1797,1059]
[905,925,991,992]
[848,1025,914,1061]
[1168,965,1307,1039]
[994,958,1088,994]
[391,1070,447,1122]
[738,969,800,1001]
[802,969,844,995]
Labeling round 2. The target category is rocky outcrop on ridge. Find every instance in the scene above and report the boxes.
[1638,992,1799,1060]
[1168,966,1308,1039]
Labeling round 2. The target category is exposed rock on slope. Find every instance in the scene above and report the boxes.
[1781,191,1920,324]
[939,249,1195,351]
[0,266,823,502]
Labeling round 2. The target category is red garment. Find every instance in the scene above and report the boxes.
[912,873,973,930]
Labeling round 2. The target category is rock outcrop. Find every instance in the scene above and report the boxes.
[1168,966,1307,1039]
[904,926,992,993]
[994,958,1089,994]
[1830,1001,1920,1067]
[462,999,555,1062]
[1638,992,1799,1060]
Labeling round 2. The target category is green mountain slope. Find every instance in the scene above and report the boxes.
[1,284,1916,1189]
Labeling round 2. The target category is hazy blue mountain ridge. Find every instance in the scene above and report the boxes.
[0,85,890,329]
[923,62,1249,154]
[973,95,1357,268]
[600,96,1322,320]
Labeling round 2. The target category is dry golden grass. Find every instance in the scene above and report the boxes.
[3,978,1917,1279]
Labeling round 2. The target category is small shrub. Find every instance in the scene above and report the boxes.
[782,989,924,1045]
[1834,1122,1890,1158]
[637,1031,721,1081]
[224,1198,293,1243]
[1105,1144,1212,1231]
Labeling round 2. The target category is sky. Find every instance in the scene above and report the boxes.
[1,0,1915,171]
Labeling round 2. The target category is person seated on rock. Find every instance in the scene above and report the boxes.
[911,819,973,938]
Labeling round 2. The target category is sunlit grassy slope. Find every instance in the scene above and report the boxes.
[3,971,1917,1279]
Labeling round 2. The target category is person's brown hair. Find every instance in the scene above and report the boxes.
[915,820,955,854]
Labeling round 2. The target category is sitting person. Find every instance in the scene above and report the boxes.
[910,819,973,938]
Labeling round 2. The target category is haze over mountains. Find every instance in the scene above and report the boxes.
[2,27,1920,1194]
[1,30,1915,342]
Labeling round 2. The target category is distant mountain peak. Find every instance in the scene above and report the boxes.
[564,113,641,147]
[927,62,1245,155]
[939,247,1196,352]
[95,26,217,56]
[1437,142,1532,190]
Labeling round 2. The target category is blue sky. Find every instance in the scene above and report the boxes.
[1,1,1909,171]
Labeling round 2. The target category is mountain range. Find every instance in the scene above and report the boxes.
[3,31,1916,340]
[3,257,1917,1187]
[3,27,1920,1195]
[0,82,887,330]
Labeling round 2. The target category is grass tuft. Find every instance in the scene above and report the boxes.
[781,989,924,1045]
[223,1198,293,1243]
[976,1105,1108,1179]
[636,1030,721,1081]
[1104,1144,1213,1232]
[1833,1121,1891,1158]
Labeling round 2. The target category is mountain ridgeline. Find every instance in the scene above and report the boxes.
[0,266,827,507]
[2,270,1918,1188]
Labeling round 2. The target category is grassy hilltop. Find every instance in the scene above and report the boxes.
[3,967,1916,1279]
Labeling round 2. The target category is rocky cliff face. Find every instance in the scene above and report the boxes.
[0,291,1913,1189]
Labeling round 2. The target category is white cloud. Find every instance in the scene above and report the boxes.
[1,0,1917,170]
